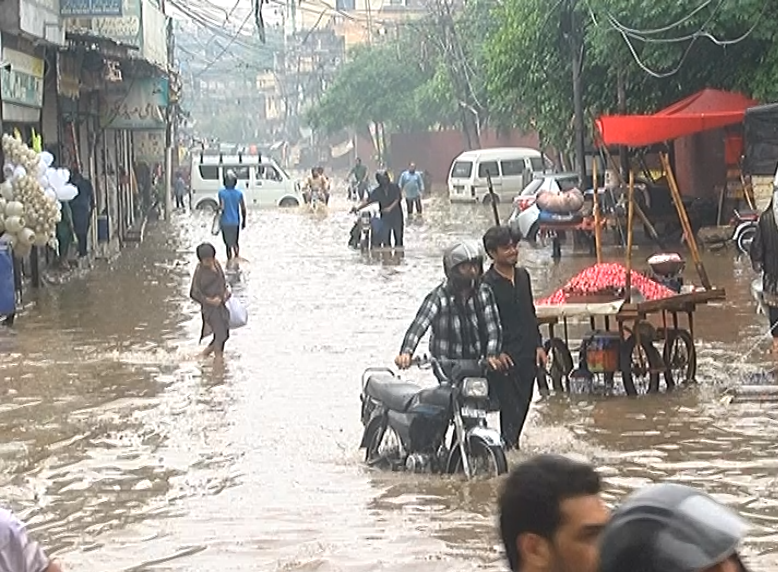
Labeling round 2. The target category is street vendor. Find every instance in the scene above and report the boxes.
[483,225,546,450]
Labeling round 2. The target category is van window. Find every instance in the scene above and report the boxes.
[256,165,281,181]
[500,159,526,177]
[199,166,219,180]
[478,161,499,178]
[530,157,545,172]
[232,166,250,180]
[451,161,473,178]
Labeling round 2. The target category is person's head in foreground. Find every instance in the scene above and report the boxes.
[598,482,751,572]
[196,242,216,268]
[499,454,610,572]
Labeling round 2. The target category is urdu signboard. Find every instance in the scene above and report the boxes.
[60,0,122,16]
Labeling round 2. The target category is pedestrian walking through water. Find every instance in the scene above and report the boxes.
[482,225,546,449]
[218,169,247,269]
[190,242,231,359]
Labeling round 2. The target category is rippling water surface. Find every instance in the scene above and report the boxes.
[1,193,776,571]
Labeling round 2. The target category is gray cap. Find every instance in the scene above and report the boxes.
[599,483,750,572]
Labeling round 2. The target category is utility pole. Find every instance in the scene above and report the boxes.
[164,17,175,221]
[567,0,587,187]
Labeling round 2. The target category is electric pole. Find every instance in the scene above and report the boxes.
[567,0,586,187]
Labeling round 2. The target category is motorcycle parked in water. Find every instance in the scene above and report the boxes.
[359,356,508,478]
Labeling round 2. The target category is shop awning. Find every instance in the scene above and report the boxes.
[596,89,759,147]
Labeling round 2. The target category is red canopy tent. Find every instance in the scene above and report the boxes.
[596,88,759,147]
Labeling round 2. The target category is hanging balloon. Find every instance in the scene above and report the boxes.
[12,166,26,181]
[56,184,78,202]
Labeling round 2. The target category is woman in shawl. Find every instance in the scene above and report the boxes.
[190,242,231,358]
[750,180,778,353]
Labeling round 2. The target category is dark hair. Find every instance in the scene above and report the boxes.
[483,225,515,256]
[196,242,216,261]
[499,454,601,572]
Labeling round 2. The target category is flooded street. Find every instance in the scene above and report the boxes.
[2,193,778,571]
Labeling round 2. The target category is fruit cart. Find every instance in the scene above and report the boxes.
[531,161,725,396]
[534,285,725,396]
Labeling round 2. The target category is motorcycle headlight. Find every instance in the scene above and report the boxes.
[462,377,489,398]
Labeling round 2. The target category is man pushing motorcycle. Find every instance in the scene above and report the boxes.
[395,241,504,371]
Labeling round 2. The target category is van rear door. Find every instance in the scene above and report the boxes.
[449,160,474,199]
[475,160,502,201]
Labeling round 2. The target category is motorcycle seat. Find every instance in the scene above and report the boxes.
[365,374,421,412]
[735,209,758,220]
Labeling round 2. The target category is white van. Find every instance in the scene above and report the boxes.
[447,147,547,204]
[190,153,303,210]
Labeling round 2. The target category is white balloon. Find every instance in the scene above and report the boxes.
[0,181,13,201]
[12,166,26,180]
[38,176,49,188]
[40,151,54,167]
[44,188,56,201]
[56,184,78,202]
[57,168,70,184]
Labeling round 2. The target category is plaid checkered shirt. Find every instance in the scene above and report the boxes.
[399,281,503,360]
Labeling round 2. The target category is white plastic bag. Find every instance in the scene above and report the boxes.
[211,213,221,236]
[226,296,248,329]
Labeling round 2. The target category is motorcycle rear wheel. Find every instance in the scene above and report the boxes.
[448,439,508,477]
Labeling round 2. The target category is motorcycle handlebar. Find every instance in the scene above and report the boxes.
[409,355,488,382]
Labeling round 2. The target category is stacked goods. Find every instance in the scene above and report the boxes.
[0,134,78,257]
[537,262,676,305]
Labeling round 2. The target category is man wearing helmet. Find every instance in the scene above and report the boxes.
[599,482,751,572]
[218,170,247,266]
[395,241,503,370]
[482,225,546,450]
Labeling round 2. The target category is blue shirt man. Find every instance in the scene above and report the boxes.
[399,163,425,215]
[218,170,247,263]
[219,186,244,226]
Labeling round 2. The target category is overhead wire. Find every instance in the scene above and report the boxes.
[605,0,769,79]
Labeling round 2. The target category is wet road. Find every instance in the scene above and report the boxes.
[1,193,777,571]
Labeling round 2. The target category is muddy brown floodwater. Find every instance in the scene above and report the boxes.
[1,194,776,572]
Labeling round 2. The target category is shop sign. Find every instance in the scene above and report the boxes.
[99,77,169,130]
[90,0,141,48]
[60,0,123,16]
[140,0,167,68]
[1,49,44,109]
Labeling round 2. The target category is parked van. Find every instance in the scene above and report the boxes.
[447,147,547,204]
[190,152,302,210]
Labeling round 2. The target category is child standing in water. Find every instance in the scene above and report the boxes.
[190,242,231,358]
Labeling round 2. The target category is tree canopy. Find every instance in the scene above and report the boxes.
[305,0,494,145]
[485,0,778,150]
[306,0,778,155]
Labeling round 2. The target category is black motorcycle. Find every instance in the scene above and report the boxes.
[359,356,508,478]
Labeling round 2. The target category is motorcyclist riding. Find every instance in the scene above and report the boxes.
[394,241,504,371]
[303,167,328,206]
[348,157,369,201]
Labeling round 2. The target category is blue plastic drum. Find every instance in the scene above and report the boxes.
[0,243,15,316]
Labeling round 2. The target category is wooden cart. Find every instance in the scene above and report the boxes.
[535,288,726,396]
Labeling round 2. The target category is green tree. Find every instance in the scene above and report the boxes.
[484,0,777,152]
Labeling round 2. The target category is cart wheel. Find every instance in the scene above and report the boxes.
[663,329,696,386]
[620,335,664,396]
[537,338,574,393]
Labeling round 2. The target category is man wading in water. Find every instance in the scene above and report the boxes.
[218,170,246,269]
[483,225,546,450]
[190,242,231,359]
